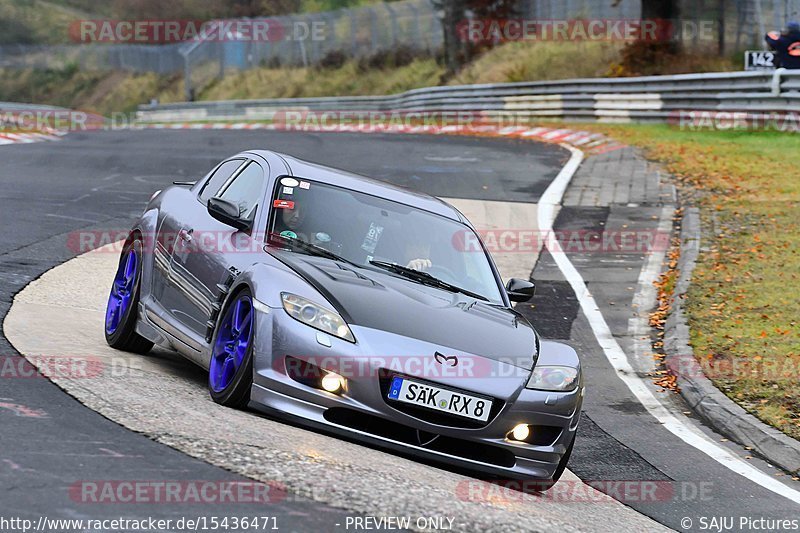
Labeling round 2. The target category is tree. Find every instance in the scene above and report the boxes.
[431,0,467,74]
[641,0,680,20]
[641,0,681,48]
[432,0,520,74]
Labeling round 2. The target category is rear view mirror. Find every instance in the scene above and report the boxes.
[207,197,251,232]
[506,278,535,303]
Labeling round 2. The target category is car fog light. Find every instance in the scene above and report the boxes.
[321,372,345,393]
[511,424,530,441]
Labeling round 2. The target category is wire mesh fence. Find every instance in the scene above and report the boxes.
[178,0,443,100]
[0,43,184,73]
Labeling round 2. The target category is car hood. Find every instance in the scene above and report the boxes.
[270,252,538,369]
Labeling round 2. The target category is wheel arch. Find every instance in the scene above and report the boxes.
[130,207,160,302]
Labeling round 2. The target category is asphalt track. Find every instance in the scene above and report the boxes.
[2,129,800,531]
[0,129,573,531]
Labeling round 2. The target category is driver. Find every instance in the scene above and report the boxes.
[273,193,333,248]
[405,240,432,271]
[402,224,435,271]
[279,201,307,238]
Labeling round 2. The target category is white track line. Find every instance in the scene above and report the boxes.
[629,205,674,375]
[541,143,800,505]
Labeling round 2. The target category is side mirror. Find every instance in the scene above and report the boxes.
[207,197,251,232]
[506,278,535,303]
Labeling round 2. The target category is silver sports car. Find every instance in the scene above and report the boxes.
[104,150,583,488]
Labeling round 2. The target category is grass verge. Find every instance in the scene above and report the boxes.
[202,57,443,100]
[0,68,184,115]
[585,124,800,440]
[0,0,91,44]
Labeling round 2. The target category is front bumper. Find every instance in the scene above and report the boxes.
[250,306,583,481]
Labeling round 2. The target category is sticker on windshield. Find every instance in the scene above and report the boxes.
[280,177,299,187]
[283,186,294,195]
[280,230,297,239]
[299,181,310,189]
[273,199,295,209]
[361,222,384,254]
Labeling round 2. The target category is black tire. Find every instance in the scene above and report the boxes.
[104,238,153,354]
[535,433,576,492]
[209,288,254,409]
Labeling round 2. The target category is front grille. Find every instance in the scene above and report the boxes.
[324,407,516,468]
[378,369,504,429]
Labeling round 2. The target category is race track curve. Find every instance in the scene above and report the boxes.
[3,128,799,532]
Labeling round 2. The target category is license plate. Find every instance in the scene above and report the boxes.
[386,377,491,422]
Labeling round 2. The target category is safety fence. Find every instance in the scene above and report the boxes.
[136,69,800,127]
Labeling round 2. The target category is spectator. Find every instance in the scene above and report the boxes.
[766,21,800,69]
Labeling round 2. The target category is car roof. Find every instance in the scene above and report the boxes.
[245,149,468,224]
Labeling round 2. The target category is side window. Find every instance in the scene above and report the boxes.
[198,159,245,203]
[217,161,265,219]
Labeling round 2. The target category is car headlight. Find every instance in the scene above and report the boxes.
[526,365,580,392]
[280,293,355,343]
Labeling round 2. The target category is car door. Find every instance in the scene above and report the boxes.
[156,158,246,340]
[170,159,268,345]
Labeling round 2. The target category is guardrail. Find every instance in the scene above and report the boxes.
[137,70,800,125]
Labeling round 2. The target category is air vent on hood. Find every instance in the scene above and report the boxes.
[307,261,381,287]
[459,300,519,328]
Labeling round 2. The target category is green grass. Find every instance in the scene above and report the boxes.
[201,58,443,100]
[298,0,401,12]
[584,124,800,439]
[450,41,624,84]
[0,67,183,115]
[197,40,737,101]
[0,0,95,44]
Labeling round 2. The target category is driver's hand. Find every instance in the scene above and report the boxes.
[406,258,432,271]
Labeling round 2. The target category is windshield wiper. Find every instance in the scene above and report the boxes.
[269,234,357,266]
[368,260,489,301]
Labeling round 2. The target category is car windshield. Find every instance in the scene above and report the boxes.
[266,177,504,303]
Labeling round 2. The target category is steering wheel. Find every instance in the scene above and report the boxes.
[426,264,458,282]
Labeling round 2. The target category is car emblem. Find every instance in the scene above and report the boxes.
[434,352,458,367]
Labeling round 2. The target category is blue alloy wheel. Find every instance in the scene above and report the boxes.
[210,293,254,393]
[105,247,138,335]
[104,239,153,354]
